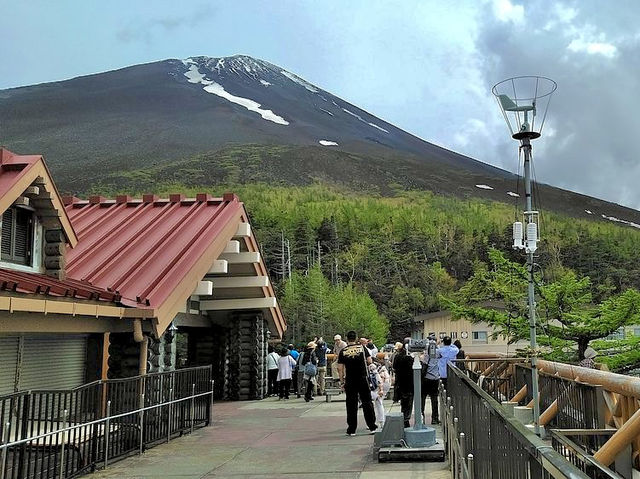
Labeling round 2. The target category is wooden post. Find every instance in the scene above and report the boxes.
[594,407,640,467]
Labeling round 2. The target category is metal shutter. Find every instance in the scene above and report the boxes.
[0,336,19,395]
[19,336,88,391]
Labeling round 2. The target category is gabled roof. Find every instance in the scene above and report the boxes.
[62,193,285,337]
[0,148,77,246]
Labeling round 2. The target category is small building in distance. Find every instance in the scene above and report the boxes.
[0,148,284,400]
[411,309,528,355]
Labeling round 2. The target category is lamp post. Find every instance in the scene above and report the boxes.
[492,76,556,436]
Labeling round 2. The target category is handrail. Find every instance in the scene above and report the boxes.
[445,364,591,478]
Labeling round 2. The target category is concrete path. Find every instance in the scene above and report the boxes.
[89,396,451,479]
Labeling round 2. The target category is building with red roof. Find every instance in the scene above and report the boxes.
[0,148,284,400]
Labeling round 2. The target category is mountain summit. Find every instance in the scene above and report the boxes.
[1,55,640,225]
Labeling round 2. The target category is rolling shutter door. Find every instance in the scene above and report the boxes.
[19,335,88,391]
[0,336,19,395]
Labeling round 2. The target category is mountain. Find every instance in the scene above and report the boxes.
[1,54,640,226]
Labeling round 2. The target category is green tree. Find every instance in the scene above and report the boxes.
[444,249,640,359]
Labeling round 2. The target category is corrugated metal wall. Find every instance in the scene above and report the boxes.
[0,336,19,395]
[0,335,88,394]
[20,336,88,390]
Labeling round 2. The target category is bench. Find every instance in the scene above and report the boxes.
[325,388,343,402]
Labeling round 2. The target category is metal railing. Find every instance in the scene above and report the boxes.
[0,366,213,479]
[442,364,591,479]
[550,430,624,479]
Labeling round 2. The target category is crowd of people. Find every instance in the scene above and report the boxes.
[266,330,467,436]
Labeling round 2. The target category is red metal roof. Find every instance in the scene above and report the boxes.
[63,193,243,312]
[0,268,118,302]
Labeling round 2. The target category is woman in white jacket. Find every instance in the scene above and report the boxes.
[369,362,386,427]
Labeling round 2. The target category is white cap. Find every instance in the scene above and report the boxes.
[334,334,342,341]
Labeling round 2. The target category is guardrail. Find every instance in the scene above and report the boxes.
[442,363,591,479]
[0,366,213,479]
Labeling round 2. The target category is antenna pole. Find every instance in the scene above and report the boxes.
[522,137,541,436]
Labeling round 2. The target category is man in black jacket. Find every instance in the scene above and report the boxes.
[338,330,378,436]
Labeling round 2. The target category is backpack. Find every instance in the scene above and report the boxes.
[304,361,317,377]
[368,370,379,391]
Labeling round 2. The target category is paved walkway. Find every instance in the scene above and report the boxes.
[90,396,451,479]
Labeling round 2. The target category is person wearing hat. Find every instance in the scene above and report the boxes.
[315,338,328,396]
[579,347,598,369]
[332,334,348,379]
[300,341,318,401]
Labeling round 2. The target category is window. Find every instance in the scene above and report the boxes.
[1,207,34,265]
[472,331,488,344]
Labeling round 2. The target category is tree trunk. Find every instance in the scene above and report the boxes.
[577,337,590,360]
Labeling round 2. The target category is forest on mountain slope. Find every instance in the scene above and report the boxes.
[87,178,640,371]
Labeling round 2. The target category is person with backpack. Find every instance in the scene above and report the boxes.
[315,338,328,396]
[300,341,318,402]
[421,334,440,424]
[368,362,385,427]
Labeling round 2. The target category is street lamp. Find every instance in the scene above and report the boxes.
[492,76,557,436]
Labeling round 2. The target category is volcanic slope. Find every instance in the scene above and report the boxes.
[1,54,640,226]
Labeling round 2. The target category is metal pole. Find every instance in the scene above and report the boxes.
[167,388,173,443]
[59,409,68,479]
[412,353,423,428]
[190,384,196,434]
[1,422,9,479]
[209,380,215,427]
[139,393,145,455]
[467,453,474,479]
[452,417,459,477]
[522,138,541,436]
[104,401,111,469]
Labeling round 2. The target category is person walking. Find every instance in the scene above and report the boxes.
[368,362,385,427]
[315,338,328,395]
[288,344,300,395]
[300,341,318,401]
[332,334,347,378]
[438,336,459,390]
[277,349,297,400]
[454,339,466,373]
[266,346,280,397]
[393,345,414,428]
[421,334,440,424]
[337,330,378,436]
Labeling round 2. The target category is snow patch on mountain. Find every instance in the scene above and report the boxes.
[601,214,640,229]
[183,64,289,125]
[281,70,319,92]
[260,80,272,86]
[319,140,338,146]
[475,184,493,190]
[342,108,389,133]
[585,209,593,215]
[319,108,334,116]
[507,191,520,197]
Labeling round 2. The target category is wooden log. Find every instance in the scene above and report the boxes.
[44,242,65,255]
[594,407,640,467]
[44,256,65,269]
[511,384,527,403]
[44,229,65,243]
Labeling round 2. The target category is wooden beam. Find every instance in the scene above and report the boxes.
[511,384,527,403]
[223,240,240,254]
[211,276,269,288]
[594,407,640,467]
[207,259,228,274]
[192,280,213,296]
[200,297,277,311]
[218,252,260,264]
[234,222,251,237]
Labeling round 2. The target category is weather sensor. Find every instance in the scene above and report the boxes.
[493,76,556,437]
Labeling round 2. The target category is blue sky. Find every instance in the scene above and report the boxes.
[3,0,640,208]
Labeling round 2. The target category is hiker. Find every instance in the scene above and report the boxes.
[438,336,459,390]
[390,341,404,402]
[266,345,280,397]
[579,347,598,369]
[315,338,328,395]
[300,341,318,401]
[332,334,347,378]
[368,362,385,427]
[288,344,300,394]
[277,349,297,400]
[454,339,466,372]
[421,334,440,424]
[337,330,378,436]
[393,344,414,428]
[366,339,379,357]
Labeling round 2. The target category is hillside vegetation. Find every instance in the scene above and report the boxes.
[85,178,640,369]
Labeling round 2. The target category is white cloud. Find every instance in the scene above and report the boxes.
[492,0,524,24]
[567,38,617,57]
